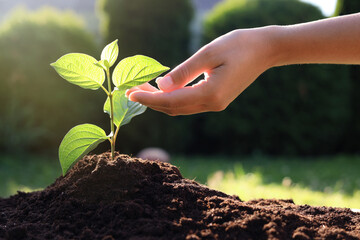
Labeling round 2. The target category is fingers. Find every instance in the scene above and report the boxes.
[128,66,231,115]
[157,45,220,92]
[128,82,213,115]
[125,82,158,97]
[129,86,201,108]
[146,104,209,116]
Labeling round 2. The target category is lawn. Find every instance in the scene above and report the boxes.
[0,154,60,197]
[173,155,360,209]
[1,153,359,209]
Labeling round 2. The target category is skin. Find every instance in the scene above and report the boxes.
[126,13,360,116]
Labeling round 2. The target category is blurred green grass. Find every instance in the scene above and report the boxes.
[173,155,360,209]
[0,154,60,197]
[1,154,359,209]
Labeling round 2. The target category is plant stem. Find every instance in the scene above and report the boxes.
[113,126,120,144]
[113,109,128,143]
[100,85,109,95]
[106,69,115,160]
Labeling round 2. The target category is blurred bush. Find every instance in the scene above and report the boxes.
[0,7,103,153]
[335,0,360,15]
[335,0,360,153]
[195,0,351,155]
[98,0,193,67]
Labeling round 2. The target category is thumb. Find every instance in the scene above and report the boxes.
[157,46,217,92]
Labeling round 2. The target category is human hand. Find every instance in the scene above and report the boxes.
[126,27,278,116]
[126,14,360,116]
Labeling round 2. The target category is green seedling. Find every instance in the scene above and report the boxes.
[51,40,169,175]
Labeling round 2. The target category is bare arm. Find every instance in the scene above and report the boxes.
[273,13,360,65]
[126,13,360,116]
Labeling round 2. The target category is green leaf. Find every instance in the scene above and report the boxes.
[104,90,146,127]
[59,124,108,175]
[94,59,110,71]
[101,39,118,67]
[51,53,105,90]
[112,55,169,90]
[122,99,147,126]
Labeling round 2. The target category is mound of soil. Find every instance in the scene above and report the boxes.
[1,153,359,240]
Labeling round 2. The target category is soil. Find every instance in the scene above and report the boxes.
[0,152,359,240]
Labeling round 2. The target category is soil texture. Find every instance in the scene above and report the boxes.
[0,152,359,240]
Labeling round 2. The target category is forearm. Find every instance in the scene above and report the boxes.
[270,13,360,66]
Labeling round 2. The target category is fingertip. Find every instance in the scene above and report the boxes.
[125,86,140,97]
[125,89,131,97]
[128,90,148,103]
[157,75,174,92]
[128,91,138,102]
[155,77,163,85]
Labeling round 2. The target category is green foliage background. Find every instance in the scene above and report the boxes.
[0,0,356,156]
[0,7,103,153]
[98,0,193,68]
[196,0,352,155]
[335,0,360,153]
[335,0,360,15]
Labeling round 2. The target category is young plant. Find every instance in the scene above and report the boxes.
[51,40,169,175]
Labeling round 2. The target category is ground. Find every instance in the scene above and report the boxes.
[1,153,359,239]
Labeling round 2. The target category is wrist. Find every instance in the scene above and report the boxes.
[260,25,287,68]
[237,25,286,69]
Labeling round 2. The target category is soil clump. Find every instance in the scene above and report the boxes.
[1,152,359,239]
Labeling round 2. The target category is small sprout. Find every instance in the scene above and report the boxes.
[51,40,169,175]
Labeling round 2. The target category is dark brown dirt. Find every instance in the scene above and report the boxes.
[0,152,359,240]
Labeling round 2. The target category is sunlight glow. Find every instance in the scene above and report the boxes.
[300,0,338,16]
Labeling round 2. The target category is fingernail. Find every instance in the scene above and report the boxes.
[157,76,174,91]
[125,88,136,97]
[155,77,163,84]
[128,92,136,102]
